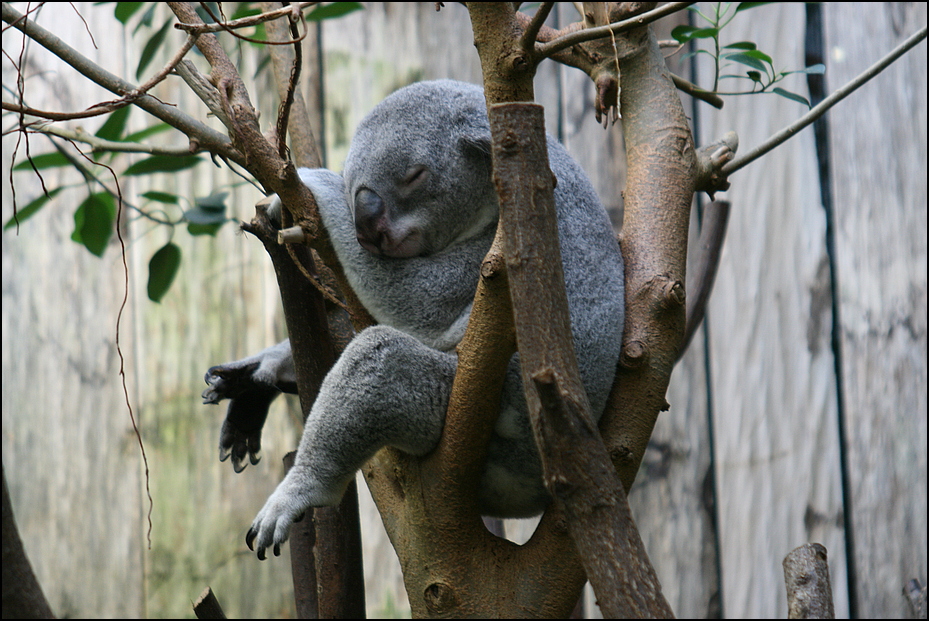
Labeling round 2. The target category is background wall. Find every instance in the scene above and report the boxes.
[2,2,925,617]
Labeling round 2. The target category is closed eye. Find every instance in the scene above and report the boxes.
[402,165,430,189]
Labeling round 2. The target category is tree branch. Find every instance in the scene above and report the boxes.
[599,10,696,500]
[468,3,679,616]
[680,201,730,358]
[229,3,364,616]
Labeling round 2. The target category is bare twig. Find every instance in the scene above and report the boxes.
[2,100,123,121]
[173,1,315,37]
[671,72,724,109]
[7,122,196,156]
[536,2,695,59]
[520,1,555,51]
[1,2,242,164]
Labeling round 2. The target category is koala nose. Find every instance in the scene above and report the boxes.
[354,188,386,251]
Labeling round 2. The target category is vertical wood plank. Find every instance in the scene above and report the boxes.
[824,4,928,617]
[698,4,849,617]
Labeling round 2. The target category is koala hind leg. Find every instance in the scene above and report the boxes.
[247,325,457,558]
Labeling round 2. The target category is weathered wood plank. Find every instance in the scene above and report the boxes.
[698,4,849,617]
[825,3,928,618]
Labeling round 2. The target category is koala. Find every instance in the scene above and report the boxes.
[203,80,625,559]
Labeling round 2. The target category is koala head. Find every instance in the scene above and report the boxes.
[343,80,497,258]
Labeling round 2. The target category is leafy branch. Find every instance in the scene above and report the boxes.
[2,1,361,302]
[672,2,824,106]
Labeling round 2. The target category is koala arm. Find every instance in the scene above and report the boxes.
[203,340,296,472]
[246,325,457,559]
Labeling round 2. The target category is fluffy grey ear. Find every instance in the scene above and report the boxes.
[292,168,356,257]
[265,195,283,226]
[461,134,491,159]
[263,169,346,228]
[295,168,345,201]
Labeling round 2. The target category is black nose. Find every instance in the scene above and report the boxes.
[354,188,386,249]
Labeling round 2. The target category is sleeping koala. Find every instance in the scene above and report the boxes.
[203,80,625,559]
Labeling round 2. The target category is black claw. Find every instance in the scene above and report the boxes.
[245,528,256,551]
[257,547,266,561]
[273,544,281,557]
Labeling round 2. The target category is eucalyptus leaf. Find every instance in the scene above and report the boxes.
[148,242,182,302]
[3,187,64,230]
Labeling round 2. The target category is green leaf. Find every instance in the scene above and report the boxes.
[306,2,364,21]
[723,41,757,51]
[195,3,221,23]
[183,206,227,225]
[772,87,812,108]
[681,47,719,63]
[187,221,224,236]
[12,152,71,171]
[141,191,180,204]
[183,192,229,227]
[113,2,145,24]
[136,18,173,80]
[132,3,158,33]
[123,155,202,176]
[72,193,116,257]
[735,2,775,13]
[230,5,261,20]
[725,52,769,73]
[782,64,826,77]
[196,192,229,212]
[671,25,719,44]
[686,5,714,24]
[741,49,774,65]
[147,242,182,302]
[95,105,131,141]
[3,187,64,230]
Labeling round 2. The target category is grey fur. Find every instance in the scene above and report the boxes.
[226,80,624,559]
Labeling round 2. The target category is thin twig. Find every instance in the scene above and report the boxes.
[1,2,242,163]
[536,2,695,59]
[173,1,315,35]
[520,1,555,51]
[723,26,927,175]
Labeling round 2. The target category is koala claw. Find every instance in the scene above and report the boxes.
[218,414,264,472]
[246,475,313,559]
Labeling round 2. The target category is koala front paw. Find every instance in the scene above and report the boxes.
[202,341,298,473]
[246,476,311,560]
[202,361,261,404]
[204,364,279,472]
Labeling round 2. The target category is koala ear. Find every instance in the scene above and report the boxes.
[460,134,492,160]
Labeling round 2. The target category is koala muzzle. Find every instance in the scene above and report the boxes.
[354,188,388,253]
[353,188,423,257]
